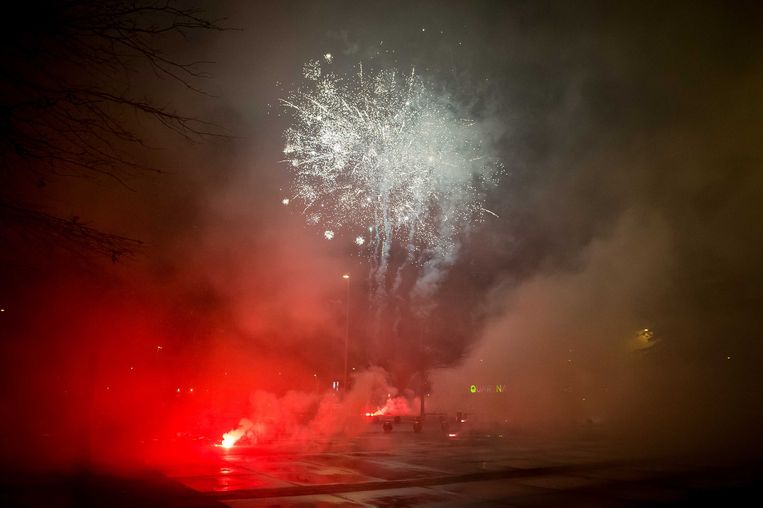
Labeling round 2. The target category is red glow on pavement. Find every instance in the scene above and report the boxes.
[363,395,418,418]
[364,407,387,417]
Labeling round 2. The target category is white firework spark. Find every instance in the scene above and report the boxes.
[282,59,502,306]
[282,61,500,253]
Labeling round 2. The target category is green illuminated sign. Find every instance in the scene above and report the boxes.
[469,384,506,394]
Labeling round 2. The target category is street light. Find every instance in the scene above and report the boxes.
[342,274,350,394]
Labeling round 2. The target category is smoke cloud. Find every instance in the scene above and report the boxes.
[1,1,761,470]
[221,367,418,449]
[431,211,673,425]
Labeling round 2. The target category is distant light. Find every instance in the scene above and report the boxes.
[282,198,290,205]
[189,387,194,393]
[156,345,163,351]
[448,433,457,438]
[324,230,334,240]
[421,27,426,32]
[176,388,181,393]
[727,356,732,360]
[0,308,5,312]
[324,53,333,63]
[342,274,350,279]
[355,236,365,245]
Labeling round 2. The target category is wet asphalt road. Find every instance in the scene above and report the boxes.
[2,424,761,506]
[159,424,763,506]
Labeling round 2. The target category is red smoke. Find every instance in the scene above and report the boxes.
[0,264,333,470]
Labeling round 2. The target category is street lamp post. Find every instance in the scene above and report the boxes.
[342,274,350,394]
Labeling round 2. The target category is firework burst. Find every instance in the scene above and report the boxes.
[281,58,502,295]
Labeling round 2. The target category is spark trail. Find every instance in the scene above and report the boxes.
[281,59,501,302]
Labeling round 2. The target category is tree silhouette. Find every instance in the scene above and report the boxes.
[0,0,227,261]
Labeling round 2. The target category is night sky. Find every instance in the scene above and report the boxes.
[1,1,762,466]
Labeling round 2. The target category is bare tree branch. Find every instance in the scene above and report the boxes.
[0,0,230,260]
[0,202,143,262]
